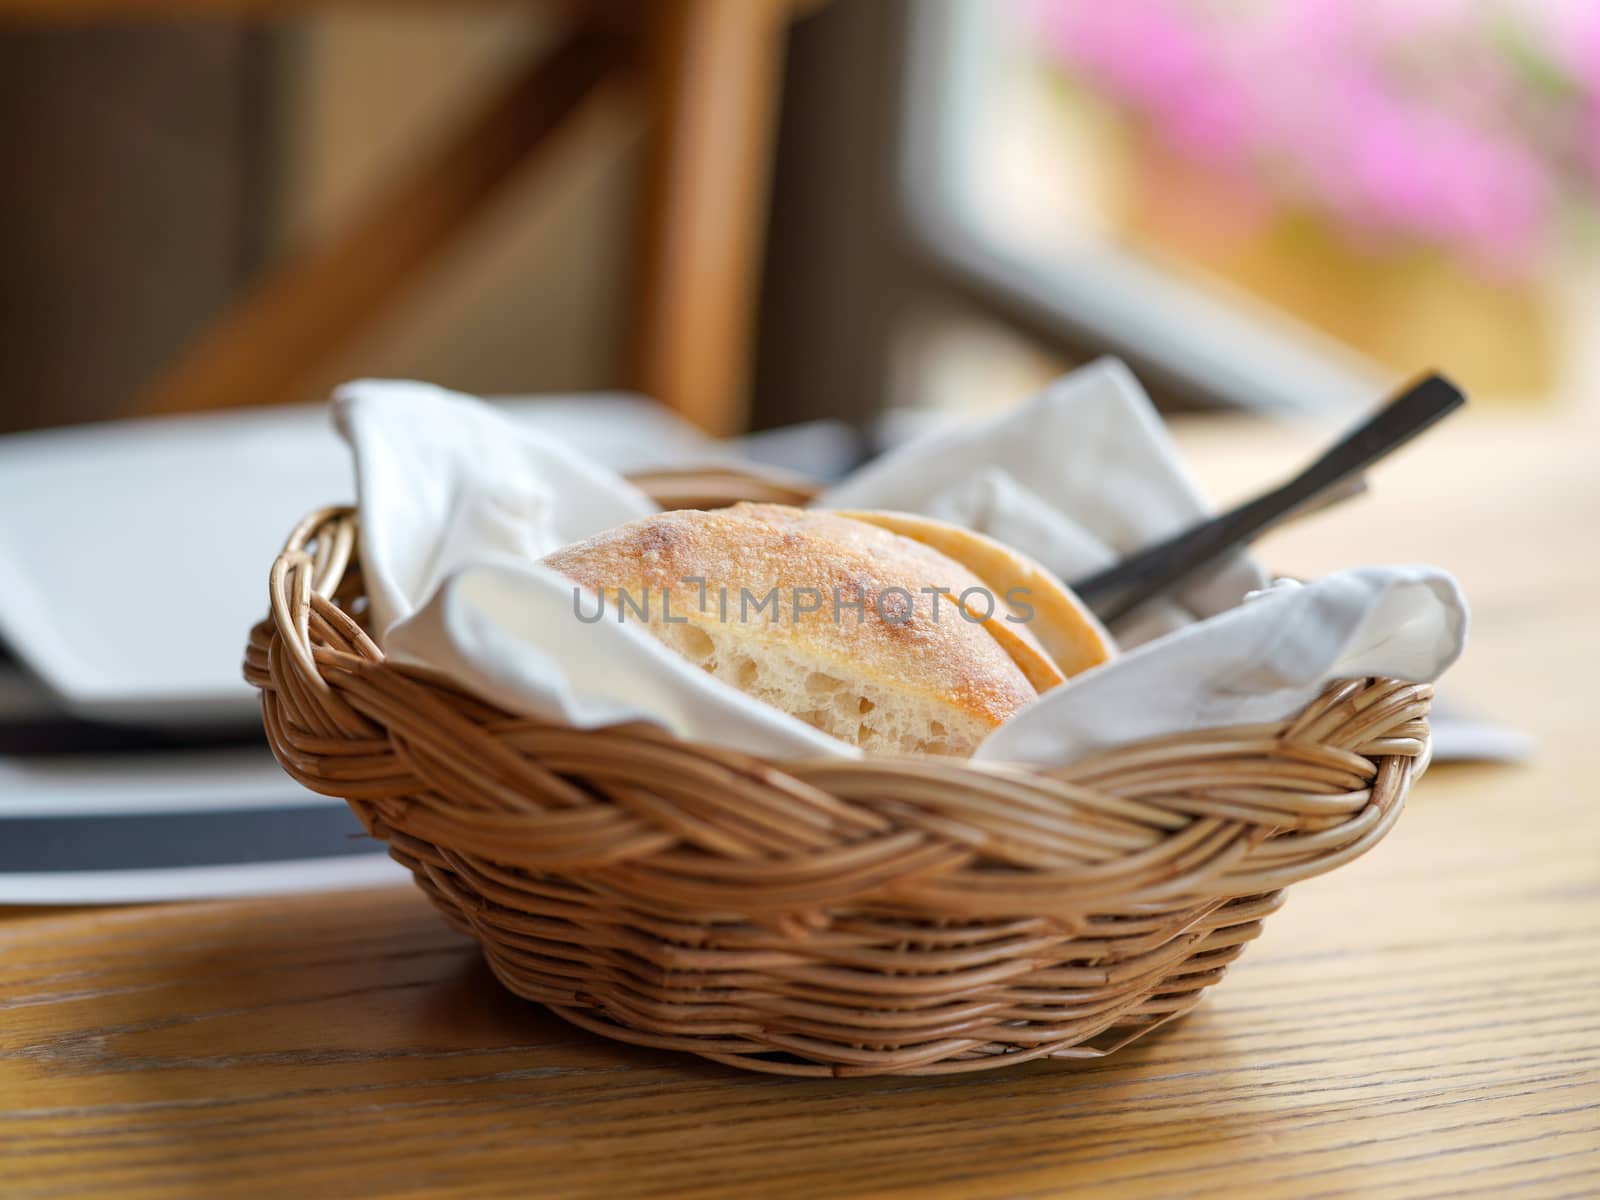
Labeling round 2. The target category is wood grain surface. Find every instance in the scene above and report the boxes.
[3,403,1598,1198]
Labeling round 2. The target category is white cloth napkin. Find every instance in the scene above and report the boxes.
[824,359,1271,645]
[976,572,1463,764]
[336,364,1467,767]
[339,380,851,758]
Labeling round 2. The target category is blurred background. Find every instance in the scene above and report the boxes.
[0,0,1581,900]
[5,0,1599,439]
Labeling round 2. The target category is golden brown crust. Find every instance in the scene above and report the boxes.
[540,504,1039,741]
[832,509,1115,678]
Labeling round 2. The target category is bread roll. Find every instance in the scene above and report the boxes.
[541,504,1053,756]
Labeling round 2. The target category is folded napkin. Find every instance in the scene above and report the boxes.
[977,572,1463,765]
[337,363,1467,767]
[339,382,850,758]
[824,360,1270,645]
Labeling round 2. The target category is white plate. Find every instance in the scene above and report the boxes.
[0,394,718,727]
[0,856,405,905]
[0,747,332,816]
[0,754,406,903]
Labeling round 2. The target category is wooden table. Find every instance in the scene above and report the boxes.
[4,401,1598,1199]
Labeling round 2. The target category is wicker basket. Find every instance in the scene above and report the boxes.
[245,471,1431,1078]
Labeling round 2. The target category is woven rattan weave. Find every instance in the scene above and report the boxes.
[246,475,1429,1076]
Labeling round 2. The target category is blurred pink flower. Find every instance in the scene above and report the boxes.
[1033,0,1597,277]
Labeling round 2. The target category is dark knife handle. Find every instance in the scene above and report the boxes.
[1073,372,1466,624]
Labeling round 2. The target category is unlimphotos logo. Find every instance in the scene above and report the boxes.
[571,577,1034,626]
